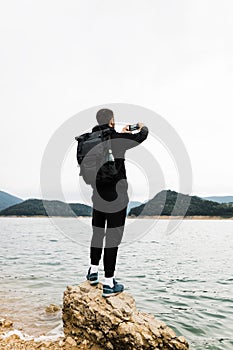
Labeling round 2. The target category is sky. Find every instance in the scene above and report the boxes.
[0,0,232,203]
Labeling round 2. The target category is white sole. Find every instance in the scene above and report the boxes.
[102,291,122,298]
[90,280,99,285]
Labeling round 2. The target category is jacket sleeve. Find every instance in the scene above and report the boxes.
[116,126,149,150]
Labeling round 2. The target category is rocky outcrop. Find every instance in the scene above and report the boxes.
[63,281,189,350]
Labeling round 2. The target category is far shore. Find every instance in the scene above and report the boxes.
[129,215,233,220]
[0,215,232,220]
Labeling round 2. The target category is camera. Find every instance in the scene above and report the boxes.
[128,123,140,131]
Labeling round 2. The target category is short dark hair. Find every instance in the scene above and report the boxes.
[96,109,114,125]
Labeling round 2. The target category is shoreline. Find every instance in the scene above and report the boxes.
[0,317,92,350]
[128,215,233,220]
[0,215,232,220]
[0,317,63,350]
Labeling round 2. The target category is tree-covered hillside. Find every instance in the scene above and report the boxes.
[0,199,92,217]
[129,190,233,218]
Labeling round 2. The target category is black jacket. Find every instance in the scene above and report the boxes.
[92,123,149,184]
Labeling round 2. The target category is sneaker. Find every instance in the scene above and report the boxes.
[86,267,99,286]
[102,278,124,297]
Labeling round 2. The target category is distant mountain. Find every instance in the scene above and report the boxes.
[129,190,233,218]
[127,201,142,215]
[0,190,23,211]
[0,198,143,217]
[0,199,92,217]
[202,196,233,204]
[1,192,233,218]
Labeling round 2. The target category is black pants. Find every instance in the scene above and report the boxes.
[90,205,127,278]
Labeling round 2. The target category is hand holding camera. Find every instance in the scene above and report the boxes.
[121,122,144,133]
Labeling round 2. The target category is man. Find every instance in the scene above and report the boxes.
[86,108,149,297]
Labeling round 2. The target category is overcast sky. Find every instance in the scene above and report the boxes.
[0,0,232,203]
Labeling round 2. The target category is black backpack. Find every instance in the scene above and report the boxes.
[75,127,118,186]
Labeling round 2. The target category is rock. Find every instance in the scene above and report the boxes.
[64,336,79,349]
[45,303,61,313]
[0,318,13,328]
[62,281,189,350]
[0,336,65,350]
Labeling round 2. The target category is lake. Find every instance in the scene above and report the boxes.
[0,217,232,349]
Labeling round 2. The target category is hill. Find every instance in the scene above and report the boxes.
[202,196,233,204]
[0,198,143,217]
[128,190,233,218]
[0,190,23,211]
[0,199,92,217]
[127,201,142,215]
[1,192,232,218]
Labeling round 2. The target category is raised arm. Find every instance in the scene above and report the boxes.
[119,123,149,150]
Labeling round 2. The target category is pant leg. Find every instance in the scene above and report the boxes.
[90,185,114,266]
[90,208,106,265]
[104,206,127,277]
